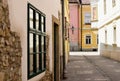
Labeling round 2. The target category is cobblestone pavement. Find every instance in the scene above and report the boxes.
[62,52,120,81]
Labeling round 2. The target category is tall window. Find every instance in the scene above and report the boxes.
[104,0,106,14]
[112,0,116,7]
[97,34,99,44]
[105,30,107,44]
[84,13,91,25]
[86,35,91,44]
[28,3,46,79]
[92,6,98,21]
[113,27,116,44]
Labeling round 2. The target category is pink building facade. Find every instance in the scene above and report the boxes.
[69,1,80,51]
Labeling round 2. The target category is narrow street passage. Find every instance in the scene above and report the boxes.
[62,52,120,81]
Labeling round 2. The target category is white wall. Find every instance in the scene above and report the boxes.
[98,0,120,47]
[8,0,61,81]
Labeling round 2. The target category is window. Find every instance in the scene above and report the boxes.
[86,35,91,44]
[104,0,106,14]
[105,30,107,44]
[97,34,99,44]
[92,6,98,21]
[84,13,91,25]
[112,0,116,7]
[113,27,116,44]
[28,3,46,79]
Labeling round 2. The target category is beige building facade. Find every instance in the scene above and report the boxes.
[0,0,68,81]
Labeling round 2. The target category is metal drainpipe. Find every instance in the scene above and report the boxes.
[80,2,82,51]
[61,0,66,79]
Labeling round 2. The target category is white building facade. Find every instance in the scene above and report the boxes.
[7,0,63,81]
[97,0,120,61]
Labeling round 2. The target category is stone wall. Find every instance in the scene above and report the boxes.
[100,43,120,62]
[0,0,22,81]
[39,35,53,81]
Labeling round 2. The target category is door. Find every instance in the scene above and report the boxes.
[54,23,59,81]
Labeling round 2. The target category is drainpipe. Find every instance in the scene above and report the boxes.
[61,0,66,79]
[80,1,82,51]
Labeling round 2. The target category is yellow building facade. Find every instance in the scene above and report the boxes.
[64,0,70,64]
[81,4,98,51]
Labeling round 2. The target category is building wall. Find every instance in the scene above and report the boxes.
[97,0,120,61]
[64,0,70,64]
[81,4,98,51]
[8,0,62,81]
[69,3,79,51]
[82,29,98,50]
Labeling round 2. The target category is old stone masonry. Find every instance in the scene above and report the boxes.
[0,0,22,81]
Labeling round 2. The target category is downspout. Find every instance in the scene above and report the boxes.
[61,0,66,79]
[78,4,79,51]
[80,1,82,51]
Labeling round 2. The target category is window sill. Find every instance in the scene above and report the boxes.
[112,44,117,47]
[104,44,108,47]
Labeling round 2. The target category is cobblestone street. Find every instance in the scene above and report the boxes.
[62,52,120,81]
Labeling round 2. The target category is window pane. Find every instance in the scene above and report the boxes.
[30,20,33,28]
[42,53,44,70]
[86,36,91,44]
[30,8,33,28]
[41,16,44,23]
[36,13,39,30]
[42,36,44,52]
[41,24,44,32]
[30,33,33,53]
[37,54,40,72]
[36,35,39,53]
[84,13,91,24]
[30,54,33,75]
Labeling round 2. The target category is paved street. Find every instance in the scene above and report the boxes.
[62,52,120,81]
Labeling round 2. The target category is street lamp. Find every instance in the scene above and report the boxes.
[71,26,74,34]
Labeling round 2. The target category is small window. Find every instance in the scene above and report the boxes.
[86,35,91,44]
[92,6,98,21]
[97,34,99,44]
[105,30,107,44]
[113,27,116,44]
[112,0,116,7]
[84,13,91,25]
[104,0,106,14]
[28,3,46,79]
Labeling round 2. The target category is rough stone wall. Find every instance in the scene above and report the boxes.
[0,0,22,81]
[100,43,120,62]
[39,35,53,81]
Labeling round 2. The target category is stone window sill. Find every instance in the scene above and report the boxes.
[112,44,117,47]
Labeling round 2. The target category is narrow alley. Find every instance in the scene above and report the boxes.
[62,52,120,81]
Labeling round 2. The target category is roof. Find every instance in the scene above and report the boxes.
[69,0,90,4]
[81,0,90,4]
[69,0,78,3]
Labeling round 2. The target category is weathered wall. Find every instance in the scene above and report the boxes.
[8,0,62,81]
[69,3,79,51]
[0,1,22,81]
[39,36,52,81]
[100,43,120,62]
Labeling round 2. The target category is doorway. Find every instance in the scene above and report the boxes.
[54,23,60,81]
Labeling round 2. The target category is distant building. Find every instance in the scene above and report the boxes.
[81,0,98,51]
[96,0,120,61]
[69,0,81,51]
[69,0,98,51]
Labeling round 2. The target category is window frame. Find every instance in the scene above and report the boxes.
[112,0,116,7]
[27,3,46,79]
[85,35,91,44]
[104,0,106,14]
[84,12,91,25]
